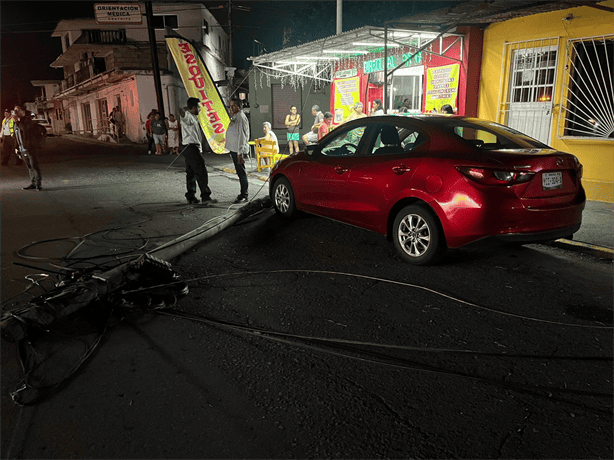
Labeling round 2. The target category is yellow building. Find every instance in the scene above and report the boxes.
[478,0,613,202]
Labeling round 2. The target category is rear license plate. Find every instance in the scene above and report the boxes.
[542,171,563,190]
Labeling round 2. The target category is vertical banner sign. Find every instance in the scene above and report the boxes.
[166,37,230,153]
[425,64,460,113]
[332,77,360,124]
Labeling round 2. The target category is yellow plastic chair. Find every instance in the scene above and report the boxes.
[254,138,286,172]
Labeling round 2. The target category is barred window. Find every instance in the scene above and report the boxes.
[560,35,614,139]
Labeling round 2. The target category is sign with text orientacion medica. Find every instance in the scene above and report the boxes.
[166,37,230,154]
[94,4,142,24]
[425,64,460,113]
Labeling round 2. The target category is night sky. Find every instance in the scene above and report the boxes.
[1,0,456,110]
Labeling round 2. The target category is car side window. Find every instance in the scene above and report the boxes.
[452,126,514,150]
[321,125,366,156]
[371,124,424,155]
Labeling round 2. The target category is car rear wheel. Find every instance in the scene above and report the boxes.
[273,177,296,218]
[393,205,446,265]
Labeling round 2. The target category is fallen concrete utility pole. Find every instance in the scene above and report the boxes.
[1,197,271,343]
[148,197,270,261]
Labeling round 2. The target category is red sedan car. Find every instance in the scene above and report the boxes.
[269,115,585,265]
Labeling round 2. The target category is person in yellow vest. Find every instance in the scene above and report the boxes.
[1,109,21,165]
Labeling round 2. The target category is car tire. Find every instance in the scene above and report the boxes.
[392,205,446,265]
[273,177,296,218]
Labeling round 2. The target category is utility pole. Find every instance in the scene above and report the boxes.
[145,1,165,118]
[228,0,233,68]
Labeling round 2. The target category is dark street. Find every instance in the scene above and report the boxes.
[1,136,612,459]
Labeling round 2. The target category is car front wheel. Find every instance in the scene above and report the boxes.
[392,205,446,265]
[273,177,296,218]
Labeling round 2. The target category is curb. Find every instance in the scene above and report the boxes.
[547,239,614,260]
[220,166,269,182]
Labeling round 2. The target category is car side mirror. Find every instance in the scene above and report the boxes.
[305,144,319,158]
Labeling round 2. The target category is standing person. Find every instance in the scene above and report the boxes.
[342,102,366,124]
[145,112,155,154]
[177,97,217,205]
[284,106,300,154]
[108,107,116,138]
[151,112,166,155]
[227,97,250,203]
[318,112,333,140]
[371,99,384,116]
[440,104,454,114]
[1,109,20,165]
[114,106,125,138]
[13,106,44,191]
[166,114,180,155]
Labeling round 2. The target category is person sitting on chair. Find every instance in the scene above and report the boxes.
[262,121,279,166]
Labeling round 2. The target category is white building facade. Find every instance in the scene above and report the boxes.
[49,2,229,143]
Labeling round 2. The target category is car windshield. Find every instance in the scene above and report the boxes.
[442,119,551,150]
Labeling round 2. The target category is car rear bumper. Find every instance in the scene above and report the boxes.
[440,186,586,248]
[466,222,582,246]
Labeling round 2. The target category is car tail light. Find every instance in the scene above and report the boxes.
[457,166,535,185]
[573,156,583,179]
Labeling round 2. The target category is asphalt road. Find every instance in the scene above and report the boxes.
[1,136,612,459]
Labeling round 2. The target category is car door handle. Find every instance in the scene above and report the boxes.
[392,165,411,175]
[335,166,349,175]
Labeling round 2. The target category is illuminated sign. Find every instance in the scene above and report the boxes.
[335,69,357,79]
[94,3,142,24]
[362,52,423,74]
[425,64,460,112]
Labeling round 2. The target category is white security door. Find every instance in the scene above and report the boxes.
[500,39,559,145]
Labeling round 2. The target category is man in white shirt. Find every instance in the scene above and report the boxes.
[226,97,250,203]
[177,97,217,205]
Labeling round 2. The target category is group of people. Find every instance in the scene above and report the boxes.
[176,96,250,206]
[281,104,332,150]
[280,99,392,148]
[144,110,180,155]
[1,106,45,191]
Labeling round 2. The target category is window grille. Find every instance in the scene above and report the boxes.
[509,46,557,103]
[558,35,613,139]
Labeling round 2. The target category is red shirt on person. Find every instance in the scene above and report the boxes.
[318,115,332,140]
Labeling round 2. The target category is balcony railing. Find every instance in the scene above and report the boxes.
[75,66,92,85]
[83,29,126,45]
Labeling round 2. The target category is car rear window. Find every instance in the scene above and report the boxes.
[445,120,550,150]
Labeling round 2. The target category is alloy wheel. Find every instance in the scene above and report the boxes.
[275,183,290,214]
[398,214,431,257]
